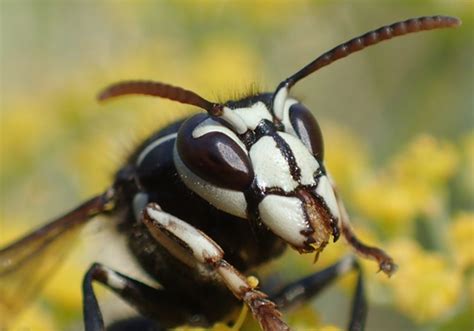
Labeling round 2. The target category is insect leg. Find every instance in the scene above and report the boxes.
[270,255,366,331]
[142,202,290,331]
[331,181,397,277]
[82,263,190,331]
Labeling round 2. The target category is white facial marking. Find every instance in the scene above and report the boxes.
[258,194,308,248]
[136,133,177,166]
[279,132,319,186]
[281,98,298,136]
[232,101,272,130]
[174,147,247,218]
[133,192,149,221]
[273,85,288,120]
[315,175,340,220]
[221,106,247,134]
[146,206,223,264]
[249,136,297,192]
[192,117,247,153]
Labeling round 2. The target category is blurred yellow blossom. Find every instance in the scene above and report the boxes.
[387,239,462,323]
[392,135,458,187]
[354,135,459,235]
[324,124,371,195]
[355,175,418,233]
[7,304,58,331]
[238,305,321,330]
[448,212,474,270]
[285,305,321,328]
[459,134,474,205]
[42,262,85,312]
[318,326,344,331]
[169,0,306,28]
[67,131,119,195]
[1,101,59,171]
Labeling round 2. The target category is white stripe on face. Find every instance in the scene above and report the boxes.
[315,175,340,220]
[258,194,309,248]
[273,85,288,120]
[249,136,297,192]
[278,132,319,186]
[232,101,273,130]
[173,146,247,218]
[192,117,248,153]
[281,98,298,136]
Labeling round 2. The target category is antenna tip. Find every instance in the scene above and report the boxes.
[96,86,115,103]
[96,83,128,103]
[96,91,108,103]
[442,15,462,27]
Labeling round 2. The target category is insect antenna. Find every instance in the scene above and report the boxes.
[273,15,461,118]
[98,80,224,116]
[98,80,249,133]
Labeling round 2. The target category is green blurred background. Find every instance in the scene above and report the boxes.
[0,1,472,331]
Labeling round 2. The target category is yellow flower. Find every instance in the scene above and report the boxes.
[391,135,458,187]
[354,175,418,234]
[66,132,118,195]
[324,124,371,195]
[448,212,474,270]
[0,100,59,171]
[42,261,84,312]
[5,303,58,331]
[387,239,462,323]
[286,305,321,329]
[319,326,344,331]
[353,135,459,235]
[459,134,474,205]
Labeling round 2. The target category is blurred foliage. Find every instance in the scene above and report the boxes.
[0,1,472,331]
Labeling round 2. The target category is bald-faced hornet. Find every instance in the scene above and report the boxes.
[0,16,461,331]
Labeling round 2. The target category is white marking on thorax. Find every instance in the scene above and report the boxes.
[232,101,272,130]
[136,133,177,166]
[173,146,247,219]
[106,269,127,290]
[192,118,247,153]
[249,136,297,192]
[315,175,340,220]
[258,194,308,248]
[279,132,319,186]
[132,192,149,221]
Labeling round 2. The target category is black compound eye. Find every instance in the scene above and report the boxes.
[177,114,254,191]
[289,103,324,161]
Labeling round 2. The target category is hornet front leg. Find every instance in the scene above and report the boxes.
[331,179,397,276]
[142,203,290,331]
